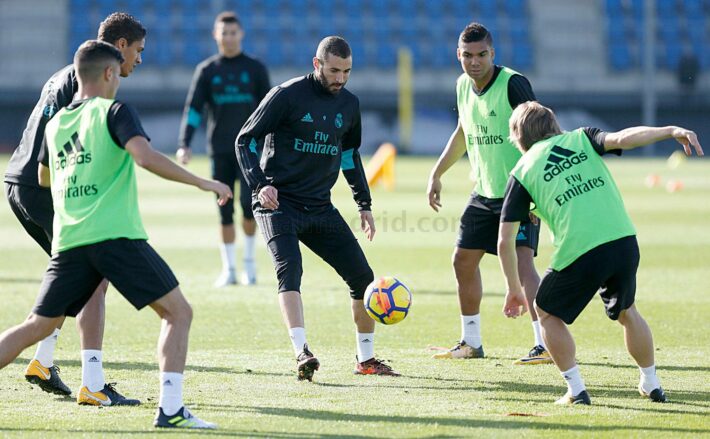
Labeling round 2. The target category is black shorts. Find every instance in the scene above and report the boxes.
[33,239,179,317]
[254,200,374,299]
[5,183,54,255]
[211,153,253,224]
[535,235,639,324]
[456,193,539,254]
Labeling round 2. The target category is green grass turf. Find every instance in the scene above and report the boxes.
[0,155,708,437]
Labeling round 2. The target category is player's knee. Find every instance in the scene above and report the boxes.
[617,304,638,325]
[347,269,374,300]
[534,301,549,321]
[25,314,60,340]
[452,250,474,276]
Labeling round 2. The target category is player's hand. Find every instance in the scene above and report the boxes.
[503,289,528,319]
[360,210,376,241]
[176,147,192,165]
[201,179,232,206]
[427,176,442,212]
[528,212,539,225]
[258,185,279,210]
[671,127,704,156]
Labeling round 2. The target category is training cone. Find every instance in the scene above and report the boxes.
[366,143,396,191]
[665,179,684,193]
[644,174,661,188]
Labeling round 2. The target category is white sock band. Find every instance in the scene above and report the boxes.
[461,314,481,348]
[356,332,375,362]
[159,372,184,416]
[81,349,105,392]
[33,328,60,368]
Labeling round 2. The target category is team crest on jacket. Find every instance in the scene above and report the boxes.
[335,113,343,128]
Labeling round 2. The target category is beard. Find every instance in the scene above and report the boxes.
[316,67,344,95]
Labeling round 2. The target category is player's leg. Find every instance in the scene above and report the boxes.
[534,248,608,405]
[238,168,258,285]
[0,313,63,370]
[149,289,214,428]
[212,156,238,287]
[535,304,589,405]
[26,246,105,396]
[89,238,213,426]
[4,182,71,393]
[600,237,665,402]
[513,219,553,365]
[255,202,318,380]
[434,203,491,359]
[299,208,397,376]
[75,278,135,405]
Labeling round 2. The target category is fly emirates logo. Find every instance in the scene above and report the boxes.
[293,130,338,156]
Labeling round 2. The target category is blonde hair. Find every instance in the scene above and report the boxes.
[509,101,562,152]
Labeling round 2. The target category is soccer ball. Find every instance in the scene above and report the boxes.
[364,276,412,325]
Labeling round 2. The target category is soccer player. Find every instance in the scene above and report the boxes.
[498,101,703,404]
[426,22,549,364]
[3,13,147,403]
[177,11,271,287]
[236,36,398,381]
[0,40,230,428]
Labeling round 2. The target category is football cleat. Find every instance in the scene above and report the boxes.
[241,258,257,285]
[639,385,667,403]
[77,383,141,406]
[513,345,555,365]
[296,344,320,382]
[24,359,72,396]
[432,341,485,359]
[354,357,401,376]
[154,406,216,429]
[555,390,592,405]
[214,269,237,287]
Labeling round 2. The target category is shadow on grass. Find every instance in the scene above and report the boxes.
[235,406,710,434]
[580,361,710,373]
[15,357,291,377]
[416,289,505,298]
[0,427,419,438]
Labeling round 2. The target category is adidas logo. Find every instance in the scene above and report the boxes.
[88,356,99,362]
[163,380,173,386]
[563,375,571,380]
[361,338,372,343]
[55,131,91,170]
[301,113,313,123]
[516,231,527,240]
[467,321,476,325]
[543,145,588,182]
[489,109,497,117]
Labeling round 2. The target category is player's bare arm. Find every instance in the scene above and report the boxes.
[125,135,232,205]
[427,120,467,212]
[497,221,527,318]
[604,126,704,156]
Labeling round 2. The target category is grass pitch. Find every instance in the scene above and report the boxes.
[0,155,708,438]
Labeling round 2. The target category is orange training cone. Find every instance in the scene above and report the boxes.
[366,143,396,191]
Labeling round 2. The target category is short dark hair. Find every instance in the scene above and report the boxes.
[97,12,146,46]
[459,22,493,46]
[215,11,241,27]
[74,40,125,82]
[316,36,351,61]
